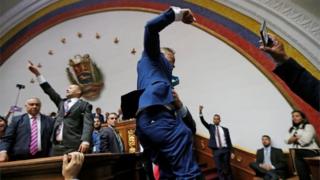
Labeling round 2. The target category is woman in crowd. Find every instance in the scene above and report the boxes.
[285,110,319,180]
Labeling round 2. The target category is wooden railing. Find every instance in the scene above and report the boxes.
[0,153,143,180]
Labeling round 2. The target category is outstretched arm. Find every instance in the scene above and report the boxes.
[259,34,319,111]
[28,61,62,108]
[199,105,210,130]
[144,7,195,58]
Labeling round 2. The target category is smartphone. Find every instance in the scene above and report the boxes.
[172,75,180,87]
[260,20,273,47]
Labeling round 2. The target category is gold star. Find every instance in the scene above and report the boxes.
[37,63,42,68]
[131,48,136,55]
[30,78,35,84]
[48,50,54,55]
[96,33,101,39]
[77,32,82,38]
[114,37,119,44]
[61,38,66,44]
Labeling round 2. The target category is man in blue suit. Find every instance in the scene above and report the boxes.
[136,7,201,179]
[199,105,234,180]
[0,98,54,161]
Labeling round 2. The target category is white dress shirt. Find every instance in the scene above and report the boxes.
[215,125,227,148]
[56,98,79,141]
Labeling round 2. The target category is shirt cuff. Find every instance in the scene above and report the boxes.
[271,165,275,169]
[171,6,183,21]
[177,105,188,118]
[36,75,47,84]
[0,150,7,153]
[81,141,90,146]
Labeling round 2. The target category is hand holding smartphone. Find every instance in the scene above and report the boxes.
[260,20,273,47]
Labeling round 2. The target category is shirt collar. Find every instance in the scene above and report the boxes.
[68,98,79,103]
[28,113,40,119]
[264,146,271,151]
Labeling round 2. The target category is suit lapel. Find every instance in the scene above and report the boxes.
[40,114,45,137]
[270,147,275,163]
[64,99,82,117]
[24,114,31,134]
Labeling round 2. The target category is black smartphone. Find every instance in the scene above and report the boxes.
[260,20,273,47]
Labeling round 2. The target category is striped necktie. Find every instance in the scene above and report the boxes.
[30,116,38,155]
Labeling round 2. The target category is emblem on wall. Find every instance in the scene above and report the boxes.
[66,54,104,100]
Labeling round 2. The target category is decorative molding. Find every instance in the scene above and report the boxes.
[217,0,320,69]
[257,0,320,41]
[0,0,57,37]
[127,129,136,153]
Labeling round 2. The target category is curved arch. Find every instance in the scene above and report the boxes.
[0,0,318,134]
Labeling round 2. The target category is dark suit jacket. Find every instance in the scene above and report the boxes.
[0,113,54,160]
[100,126,123,153]
[273,58,319,111]
[137,8,176,110]
[40,82,93,149]
[255,147,287,176]
[200,116,233,150]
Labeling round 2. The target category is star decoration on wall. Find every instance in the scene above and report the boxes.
[114,37,119,44]
[77,32,82,38]
[131,48,136,55]
[95,33,101,39]
[48,50,54,55]
[30,78,35,84]
[61,38,66,44]
[37,63,42,68]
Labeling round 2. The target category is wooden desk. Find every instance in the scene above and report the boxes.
[304,156,320,180]
[0,153,143,180]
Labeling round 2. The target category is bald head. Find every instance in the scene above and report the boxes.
[25,97,41,116]
[66,84,82,98]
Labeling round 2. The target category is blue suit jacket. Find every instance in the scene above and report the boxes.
[200,116,233,150]
[137,8,175,110]
[0,113,54,160]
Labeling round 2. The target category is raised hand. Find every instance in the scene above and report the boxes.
[199,105,204,114]
[259,34,290,64]
[181,9,196,24]
[28,61,41,76]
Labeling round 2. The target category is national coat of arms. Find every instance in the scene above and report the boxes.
[66,54,104,100]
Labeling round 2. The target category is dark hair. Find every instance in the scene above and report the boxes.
[108,112,118,119]
[213,114,220,119]
[262,135,271,140]
[289,110,309,133]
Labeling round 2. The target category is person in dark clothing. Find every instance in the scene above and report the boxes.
[250,135,287,180]
[260,34,319,111]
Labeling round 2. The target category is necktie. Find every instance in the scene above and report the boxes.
[30,117,38,155]
[64,99,71,115]
[216,125,222,148]
[114,129,124,152]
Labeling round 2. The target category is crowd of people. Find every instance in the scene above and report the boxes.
[0,6,318,180]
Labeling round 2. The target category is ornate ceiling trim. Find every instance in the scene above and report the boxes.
[217,0,320,70]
